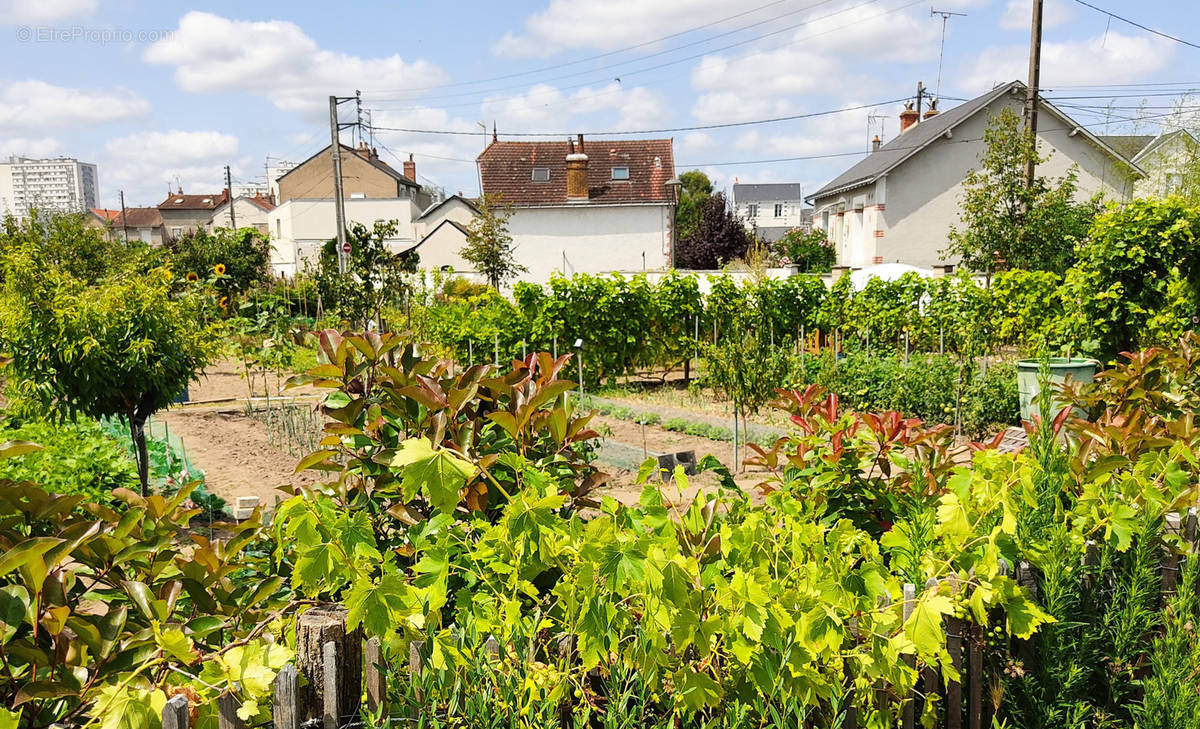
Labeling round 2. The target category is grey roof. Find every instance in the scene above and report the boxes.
[733,183,803,203]
[1098,135,1156,161]
[807,80,1142,202]
[418,194,480,220]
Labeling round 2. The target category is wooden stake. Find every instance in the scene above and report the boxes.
[162,694,189,729]
[273,664,299,729]
[365,637,386,716]
[217,693,245,729]
[322,641,338,729]
[297,606,361,724]
[902,583,916,729]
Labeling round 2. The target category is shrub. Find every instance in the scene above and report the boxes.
[0,417,136,500]
[664,417,688,432]
[961,362,1020,438]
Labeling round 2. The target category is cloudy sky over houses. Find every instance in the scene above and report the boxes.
[0,0,1195,207]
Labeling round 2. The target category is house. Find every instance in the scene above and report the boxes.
[210,194,276,234]
[806,81,1143,269]
[267,143,432,276]
[410,195,480,273]
[1100,130,1199,199]
[732,183,810,241]
[88,207,165,246]
[157,189,230,241]
[477,134,677,283]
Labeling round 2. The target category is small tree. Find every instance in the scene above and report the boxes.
[1,211,134,284]
[317,220,418,328]
[675,170,714,243]
[770,228,836,272]
[460,194,525,288]
[676,192,752,269]
[945,108,1100,275]
[168,226,271,296]
[0,243,217,495]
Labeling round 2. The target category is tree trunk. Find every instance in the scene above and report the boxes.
[128,415,150,497]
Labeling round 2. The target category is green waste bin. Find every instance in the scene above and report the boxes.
[1016,358,1099,421]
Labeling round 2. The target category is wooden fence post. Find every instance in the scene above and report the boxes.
[922,579,940,725]
[297,606,362,724]
[902,583,916,729]
[967,571,983,729]
[945,575,962,729]
[273,664,299,729]
[217,692,245,729]
[322,641,339,729]
[409,638,425,715]
[365,636,386,716]
[485,635,501,661]
[162,693,189,729]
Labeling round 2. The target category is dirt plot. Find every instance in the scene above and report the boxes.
[592,415,773,505]
[159,408,323,508]
[185,358,319,403]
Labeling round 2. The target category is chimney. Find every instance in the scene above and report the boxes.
[899,101,919,134]
[403,153,416,182]
[566,134,589,202]
[871,135,881,152]
[923,98,940,120]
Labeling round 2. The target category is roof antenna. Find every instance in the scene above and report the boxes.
[931,7,966,99]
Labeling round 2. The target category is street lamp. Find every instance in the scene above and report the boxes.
[664,176,683,270]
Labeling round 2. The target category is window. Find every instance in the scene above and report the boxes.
[611,166,630,180]
[774,203,784,217]
[170,227,182,238]
[1166,172,1184,194]
[531,167,550,182]
[747,203,759,218]
[275,219,281,238]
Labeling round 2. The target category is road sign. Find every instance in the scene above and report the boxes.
[342,241,352,254]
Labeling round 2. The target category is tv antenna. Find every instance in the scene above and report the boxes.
[867,111,887,149]
[931,7,966,99]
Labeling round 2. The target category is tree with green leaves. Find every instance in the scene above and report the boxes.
[168,226,271,296]
[318,220,419,328]
[945,107,1100,275]
[460,193,525,288]
[1,211,136,284]
[0,230,218,495]
[674,170,714,244]
[676,192,752,270]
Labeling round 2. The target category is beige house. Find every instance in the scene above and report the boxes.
[1101,130,1199,199]
[89,207,165,246]
[807,81,1143,269]
[410,195,479,273]
[158,189,230,241]
[210,194,276,234]
[276,142,429,207]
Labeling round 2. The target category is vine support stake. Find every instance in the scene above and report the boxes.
[365,637,385,717]
[297,606,361,724]
[218,692,246,729]
[162,693,189,729]
[902,583,916,729]
[322,641,339,729]
[494,333,499,366]
[272,664,298,729]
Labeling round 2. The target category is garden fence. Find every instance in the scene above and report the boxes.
[154,509,1198,729]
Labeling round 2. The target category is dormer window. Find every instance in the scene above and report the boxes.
[531,167,550,182]
[611,166,630,181]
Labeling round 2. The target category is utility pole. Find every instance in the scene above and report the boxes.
[1025,0,1044,190]
[355,89,363,148]
[915,81,926,119]
[224,165,236,229]
[329,95,350,274]
[118,189,128,242]
[931,8,966,100]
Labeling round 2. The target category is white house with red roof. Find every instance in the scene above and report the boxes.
[476,133,677,283]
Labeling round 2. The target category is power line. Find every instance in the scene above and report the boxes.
[364,0,912,112]
[368,0,842,97]
[1071,0,1200,51]
[369,98,907,138]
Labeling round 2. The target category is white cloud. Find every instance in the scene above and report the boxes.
[494,0,743,57]
[1000,0,1073,31]
[102,130,239,205]
[956,31,1176,92]
[479,82,671,132]
[688,3,938,124]
[0,80,150,134]
[0,0,95,24]
[0,136,62,158]
[144,12,448,116]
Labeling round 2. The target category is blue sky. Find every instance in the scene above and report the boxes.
[1,0,1197,208]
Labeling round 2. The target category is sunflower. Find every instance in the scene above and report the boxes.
[214,263,227,275]
[218,296,228,309]
[186,272,199,282]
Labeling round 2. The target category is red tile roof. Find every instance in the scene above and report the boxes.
[93,207,162,227]
[478,138,675,206]
[91,208,121,222]
[157,190,230,211]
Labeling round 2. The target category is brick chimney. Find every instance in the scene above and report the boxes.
[871,135,881,152]
[923,98,940,120]
[899,101,919,134]
[403,153,416,182]
[566,134,589,202]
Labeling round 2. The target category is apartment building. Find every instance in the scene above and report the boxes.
[0,156,99,218]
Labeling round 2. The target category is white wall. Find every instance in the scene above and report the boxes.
[507,203,673,283]
[813,93,1138,269]
[268,197,422,276]
[736,199,806,230]
[416,222,475,273]
[1133,134,1196,198]
[211,197,270,232]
